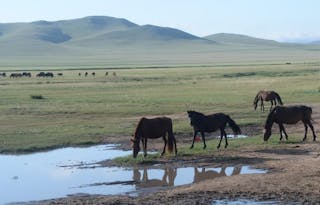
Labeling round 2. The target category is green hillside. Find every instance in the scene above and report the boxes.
[0,16,319,69]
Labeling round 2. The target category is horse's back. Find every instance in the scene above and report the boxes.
[192,112,228,132]
[272,105,312,124]
[138,117,173,138]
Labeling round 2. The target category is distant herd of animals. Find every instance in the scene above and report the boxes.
[131,90,317,158]
[0,71,117,78]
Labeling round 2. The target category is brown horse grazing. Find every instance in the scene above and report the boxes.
[131,117,177,158]
[264,105,317,141]
[253,90,283,111]
[187,111,241,149]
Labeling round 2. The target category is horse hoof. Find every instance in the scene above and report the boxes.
[190,146,194,149]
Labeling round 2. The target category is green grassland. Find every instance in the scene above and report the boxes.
[114,134,308,166]
[0,63,319,153]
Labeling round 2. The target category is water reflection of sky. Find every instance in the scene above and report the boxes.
[0,145,132,204]
[0,145,267,205]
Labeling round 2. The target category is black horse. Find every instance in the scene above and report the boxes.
[187,111,241,149]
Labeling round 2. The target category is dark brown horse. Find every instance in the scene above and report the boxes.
[187,111,241,149]
[264,105,317,141]
[131,117,177,158]
[253,90,283,111]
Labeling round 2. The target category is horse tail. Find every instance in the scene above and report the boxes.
[275,92,283,105]
[304,106,313,121]
[167,119,174,153]
[226,116,242,135]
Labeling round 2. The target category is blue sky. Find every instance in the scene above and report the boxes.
[1,0,319,42]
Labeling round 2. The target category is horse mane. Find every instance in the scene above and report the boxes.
[134,117,145,141]
[187,110,205,118]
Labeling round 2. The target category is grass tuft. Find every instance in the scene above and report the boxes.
[30,94,45,100]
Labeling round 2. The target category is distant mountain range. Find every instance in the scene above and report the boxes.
[0,16,319,69]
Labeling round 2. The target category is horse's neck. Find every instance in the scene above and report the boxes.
[254,93,261,104]
[265,115,274,130]
[134,124,142,141]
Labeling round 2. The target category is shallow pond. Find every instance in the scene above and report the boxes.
[0,144,266,204]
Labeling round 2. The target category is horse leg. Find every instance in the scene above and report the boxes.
[161,136,167,156]
[217,129,224,149]
[223,129,228,148]
[190,131,198,149]
[307,121,317,141]
[281,124,289,140]
[303,123,308,141]
[143,138,148,157]
[201,131,206,149]
[279,124,283,141]
[261,100,264,111]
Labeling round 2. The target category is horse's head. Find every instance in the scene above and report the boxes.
[187,111,195,125]
[187,110,193,117]
[131,137,140,158]
[263,128,271,141]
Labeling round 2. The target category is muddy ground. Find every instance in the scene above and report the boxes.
[33,104,320,204]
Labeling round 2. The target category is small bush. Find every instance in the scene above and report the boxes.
[31,95,45,100]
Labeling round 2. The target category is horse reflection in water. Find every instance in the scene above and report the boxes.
[133,167,177,188]
[193,166,241,183]
[133,165,242,188]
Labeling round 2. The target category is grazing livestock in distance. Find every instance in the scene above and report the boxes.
[263,105,317,142]
[131,117,177,158]
[187,111,241,149]
[10,73,22,78]
[36,72,54,77]
[253,90,283,111]
[22,72,31,77]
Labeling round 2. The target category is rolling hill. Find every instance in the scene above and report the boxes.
[0,16,319,69]
[204,33,280,46]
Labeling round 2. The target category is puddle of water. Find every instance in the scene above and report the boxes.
[226,134,248,139]
[82,165,267,196]
[0,144,266,205]
[0,144,131,205]
[212,199,280,205]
